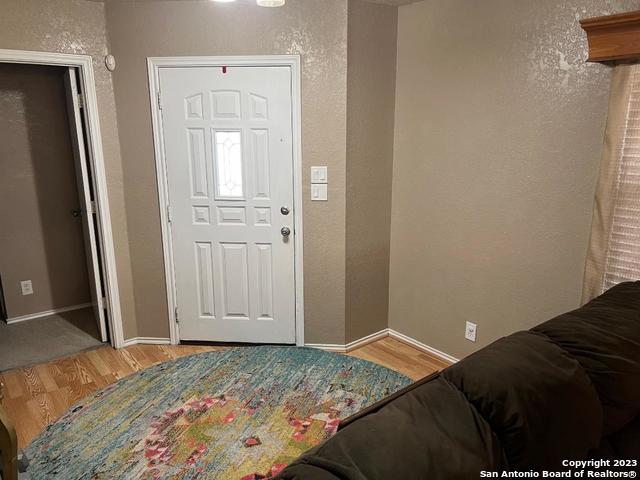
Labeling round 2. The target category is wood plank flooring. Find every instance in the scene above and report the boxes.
[0,338,449,449]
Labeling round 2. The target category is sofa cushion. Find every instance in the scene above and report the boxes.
[607,415,640,458]
[277,376,506,480]
[590,416,640,460]
[442,331,603,469]
[532,281,640,435]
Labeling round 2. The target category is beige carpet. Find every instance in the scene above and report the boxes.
[0,307,103,371]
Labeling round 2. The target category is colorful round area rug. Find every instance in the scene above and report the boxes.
[25,346,411,479]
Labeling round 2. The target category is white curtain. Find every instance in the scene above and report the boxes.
[583,63,640,302]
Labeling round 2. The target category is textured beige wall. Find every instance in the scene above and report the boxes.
[105,0,348,343]
[0,64,91,317]
[345,0,397,342]
[390,0,640,359]
[0,0,138,337]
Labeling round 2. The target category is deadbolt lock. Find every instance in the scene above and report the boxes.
[281,206,290,215]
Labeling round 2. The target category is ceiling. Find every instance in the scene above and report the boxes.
[96,0,424,5]
[362,0,423,5]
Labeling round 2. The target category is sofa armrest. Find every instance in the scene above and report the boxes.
[338,371,441,430]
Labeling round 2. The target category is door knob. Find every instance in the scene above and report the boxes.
[281,227,291,237]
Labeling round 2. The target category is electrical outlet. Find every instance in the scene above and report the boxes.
[465,321,477,342]
[20,280,33,296]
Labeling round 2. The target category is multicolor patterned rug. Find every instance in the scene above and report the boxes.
[25,346,411,479]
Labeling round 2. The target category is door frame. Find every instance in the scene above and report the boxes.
[147,55,304,346]
[0,49,125,348]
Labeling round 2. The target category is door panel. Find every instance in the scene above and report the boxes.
[160,66,296,344]
[64,68,108,342]
[254,243,274,319]
[220,242,250,319]
[194,242,215,318]
[187,128,208,198]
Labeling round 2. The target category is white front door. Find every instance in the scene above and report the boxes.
[159,65,297,344]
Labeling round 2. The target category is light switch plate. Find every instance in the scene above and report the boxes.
[311,184,328,201]
[21,280,33,296]
[311,166,328,184]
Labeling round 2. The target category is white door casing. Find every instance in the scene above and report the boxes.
[156,61,302,344]
[64,67,108,342]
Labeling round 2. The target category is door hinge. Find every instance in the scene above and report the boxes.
[77,93,85,109]
[157,90,163,110]
[174,306,179,323]
[88,200,96,215]
[166,205,172,223]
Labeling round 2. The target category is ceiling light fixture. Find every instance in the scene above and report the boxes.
[256,0,285,6]
[211,0,237,3]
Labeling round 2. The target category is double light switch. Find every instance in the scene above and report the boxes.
[311,166,328,201]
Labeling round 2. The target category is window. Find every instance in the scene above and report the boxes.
[583,64,640,300]
[214,130,243,198]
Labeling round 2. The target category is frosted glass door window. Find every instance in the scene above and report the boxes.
[214,130,243,198]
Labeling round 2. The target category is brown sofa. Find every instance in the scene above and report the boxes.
[276,281,640,479]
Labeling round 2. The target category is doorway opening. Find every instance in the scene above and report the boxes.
[0,50,123,370]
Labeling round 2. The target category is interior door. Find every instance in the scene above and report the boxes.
[160,65,296,344]
[64,68,108,342]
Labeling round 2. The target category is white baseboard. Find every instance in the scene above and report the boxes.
[305,328,388,354]
[306,328,459,364]
[344,328,389,352]
[121,331,459,365]
[6,302,93,324]
[122,337,172,347]
[388,329,459,364]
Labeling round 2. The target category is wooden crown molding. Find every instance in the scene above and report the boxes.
[581,10,640,62]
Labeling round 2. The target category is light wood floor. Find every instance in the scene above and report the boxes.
[0,337,449,449]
